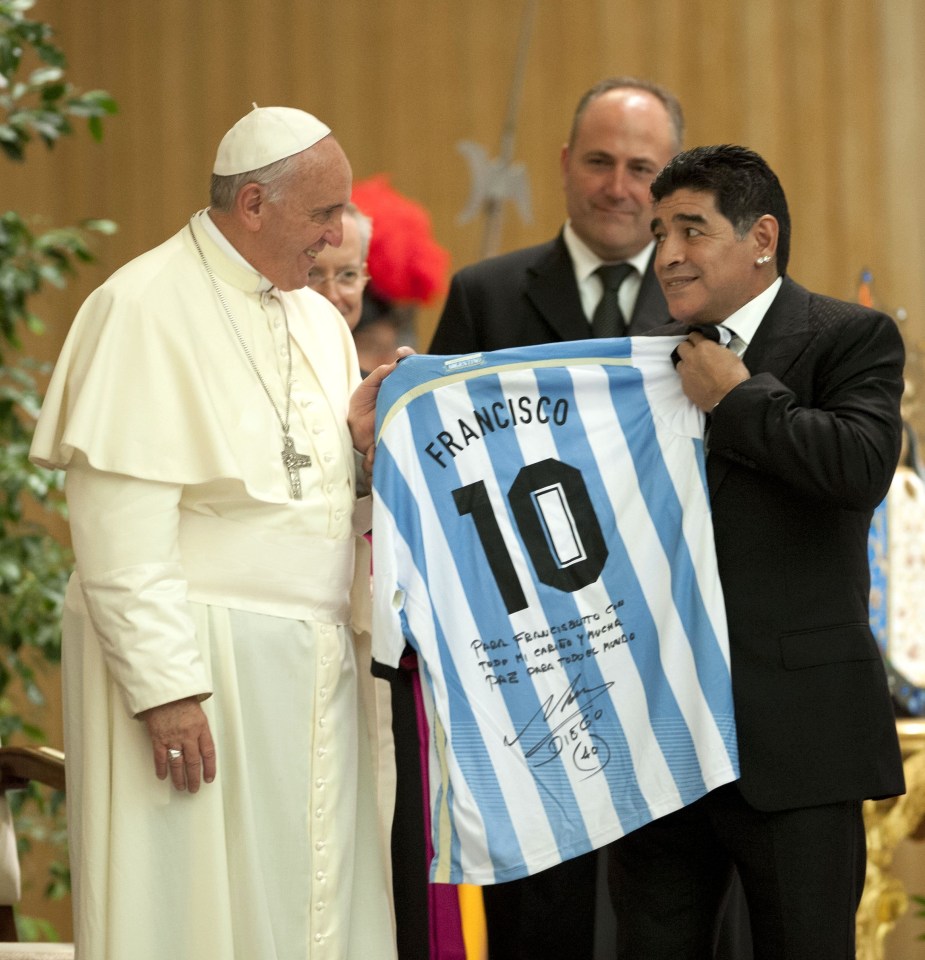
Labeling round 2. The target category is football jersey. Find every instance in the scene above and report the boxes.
[371,337,739,884]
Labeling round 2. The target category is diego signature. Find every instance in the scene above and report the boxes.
[504,673,613,778]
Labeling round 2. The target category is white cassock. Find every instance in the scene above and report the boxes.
[30,212,395,960]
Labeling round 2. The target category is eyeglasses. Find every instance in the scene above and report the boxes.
[306,266,368,292]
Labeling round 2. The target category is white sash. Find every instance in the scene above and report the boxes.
[179,510,354,624]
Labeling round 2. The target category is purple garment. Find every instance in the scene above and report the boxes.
[405,652,467,960]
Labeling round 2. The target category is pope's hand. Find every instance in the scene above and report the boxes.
[140,696,216,793]
[348,346,415,470]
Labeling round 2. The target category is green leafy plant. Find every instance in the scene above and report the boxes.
[0,0,116,162]
[0,0,117,730]
[0,0,116,936]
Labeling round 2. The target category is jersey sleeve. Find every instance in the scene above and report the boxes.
[370,494,409,672]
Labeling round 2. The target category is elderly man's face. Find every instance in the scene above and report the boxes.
[651,189,774,324]
[257,138,352,291]
[561,89,677,262]
[306,214,368,330]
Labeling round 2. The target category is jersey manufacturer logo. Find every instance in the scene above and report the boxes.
[444,352,486,372]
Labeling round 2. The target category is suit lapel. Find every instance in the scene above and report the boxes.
[629,249,669,333]
[739,278,813,382]
[524,234,593,342]
[707,278,814,497]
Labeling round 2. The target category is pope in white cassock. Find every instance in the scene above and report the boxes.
[30,106,399,960]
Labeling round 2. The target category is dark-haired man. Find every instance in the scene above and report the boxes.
[611,144,905,960]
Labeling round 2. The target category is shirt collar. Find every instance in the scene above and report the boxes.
[563,221,654,281]
[199,209,275,293]
[721,276,783,347]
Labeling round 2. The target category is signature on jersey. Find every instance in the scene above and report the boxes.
[503,673,614,779]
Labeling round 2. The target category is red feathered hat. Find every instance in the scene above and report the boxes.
[352,174,450,306]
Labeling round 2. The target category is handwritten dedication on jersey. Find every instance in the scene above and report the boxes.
[372,337,739,884]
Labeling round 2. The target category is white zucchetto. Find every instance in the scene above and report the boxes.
[213,105,331,176]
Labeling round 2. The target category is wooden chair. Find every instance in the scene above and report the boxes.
[0,747,73,960]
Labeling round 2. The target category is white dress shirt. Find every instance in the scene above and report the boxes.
[563,222,655,328]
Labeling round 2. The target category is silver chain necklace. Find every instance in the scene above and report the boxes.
[189,220,312,499]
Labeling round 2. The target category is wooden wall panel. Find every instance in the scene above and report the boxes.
[6,0,922,326]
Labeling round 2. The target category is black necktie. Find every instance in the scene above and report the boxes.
[592,263,634,338]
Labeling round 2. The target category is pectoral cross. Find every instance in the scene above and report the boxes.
[281,434,312,500]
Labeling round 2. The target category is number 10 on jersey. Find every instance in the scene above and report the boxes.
[452,457,609,615]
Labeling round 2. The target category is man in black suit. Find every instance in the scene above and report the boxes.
[611,144,906,960]
[428,77,684,960]
[429,77,683,356]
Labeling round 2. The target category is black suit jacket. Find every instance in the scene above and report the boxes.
[429,231,667,353]
[660,277,906,811]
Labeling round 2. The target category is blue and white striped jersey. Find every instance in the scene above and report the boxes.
[371,337,739,884]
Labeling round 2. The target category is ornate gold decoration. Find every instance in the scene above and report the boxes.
[857,719,925,960]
